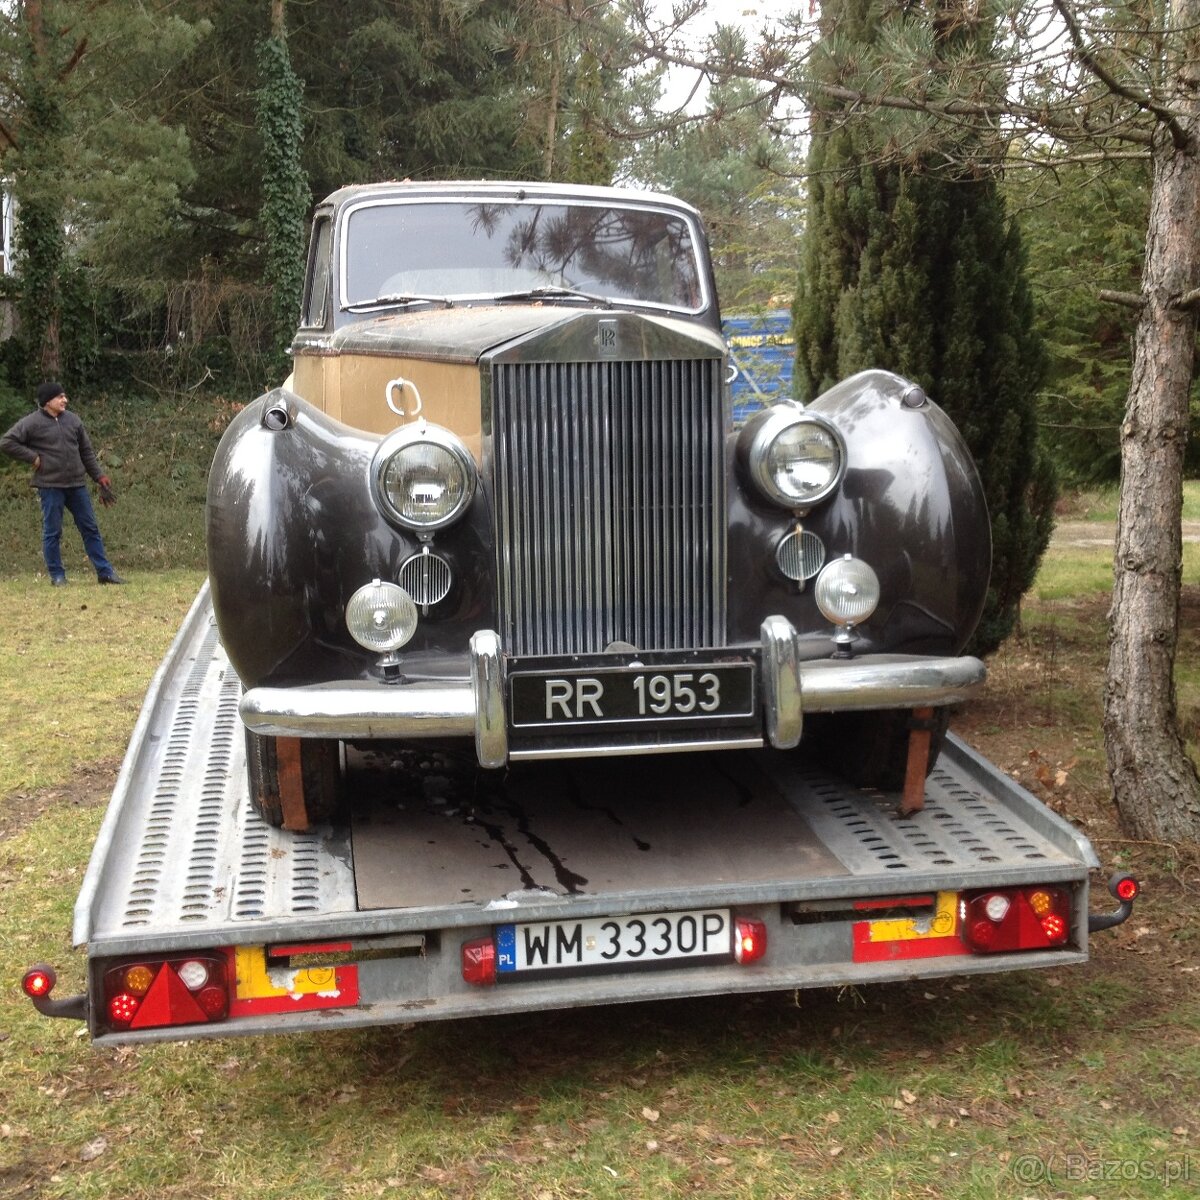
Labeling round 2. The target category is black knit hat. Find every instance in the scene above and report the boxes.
[36,382,65,407]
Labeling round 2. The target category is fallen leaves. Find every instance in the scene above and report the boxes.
[79,1137,108,1163]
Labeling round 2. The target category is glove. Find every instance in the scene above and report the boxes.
[98,476,116,507]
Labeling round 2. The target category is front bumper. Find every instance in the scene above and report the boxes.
[239,619,986,767]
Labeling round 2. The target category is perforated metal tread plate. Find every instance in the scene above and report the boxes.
[751,748,1096,891]
[75,585,356,953]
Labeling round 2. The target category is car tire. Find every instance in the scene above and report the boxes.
[804,708,950,793]
[245,729,343,829]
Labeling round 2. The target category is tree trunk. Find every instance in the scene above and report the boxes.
[1103,0,1200,843]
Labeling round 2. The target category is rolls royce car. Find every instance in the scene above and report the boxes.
[206,181,990,828]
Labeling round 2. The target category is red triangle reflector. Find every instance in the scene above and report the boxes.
[130,964,210,1029]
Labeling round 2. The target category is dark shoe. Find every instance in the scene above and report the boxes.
[98,573,126,585]
[51,576,67,587]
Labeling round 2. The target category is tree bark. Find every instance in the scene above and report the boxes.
[1103,0,1200,843]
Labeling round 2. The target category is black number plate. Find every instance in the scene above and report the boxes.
[509,662,756,729]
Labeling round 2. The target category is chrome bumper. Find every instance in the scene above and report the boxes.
[239,620,986,768]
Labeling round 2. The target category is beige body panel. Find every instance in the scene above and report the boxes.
[291,352,483,461]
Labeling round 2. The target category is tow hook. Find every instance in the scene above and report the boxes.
[1087,873,1140,933]
[22,964,87,1022]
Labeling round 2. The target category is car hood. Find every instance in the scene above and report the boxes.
[322,305,728,366]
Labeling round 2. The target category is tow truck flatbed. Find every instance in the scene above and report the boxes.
[57,585,1109,1043]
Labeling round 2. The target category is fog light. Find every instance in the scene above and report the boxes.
[814,555,880,650]
[346,580,417,653]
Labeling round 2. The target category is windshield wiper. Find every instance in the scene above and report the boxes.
[491,285,614,307]
[346,293,455,311]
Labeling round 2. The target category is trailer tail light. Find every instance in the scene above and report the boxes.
[960,886,1072,953]
[102,956,230,1031]
[1114,876,1139,903]
[22,966,55,1000]
[461,938,497,987]
[734,918,768,964]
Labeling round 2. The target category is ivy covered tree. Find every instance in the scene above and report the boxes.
[257,0,308,370]
[10,60,65,379]
[793,0,1055,656]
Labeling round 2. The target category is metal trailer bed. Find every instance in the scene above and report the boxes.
[71,584,1101,1043]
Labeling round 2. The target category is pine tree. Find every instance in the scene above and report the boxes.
[793,0,1055,656]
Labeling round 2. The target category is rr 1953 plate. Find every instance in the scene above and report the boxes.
[495,909,731,976]
[509,663,755,728]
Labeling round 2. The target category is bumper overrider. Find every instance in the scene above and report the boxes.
[239,616,986,768]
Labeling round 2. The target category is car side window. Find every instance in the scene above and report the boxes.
[302,217,333,328]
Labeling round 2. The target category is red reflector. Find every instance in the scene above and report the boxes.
[733,918,768,965]
[23,967,55,1000]
[961,886,1071,953]
[1115,876,1139,903]
[130,964,210,1029]
[461,937,497,986]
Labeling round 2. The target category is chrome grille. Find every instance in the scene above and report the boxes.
[492,358,726,655]
[399,549,452,608]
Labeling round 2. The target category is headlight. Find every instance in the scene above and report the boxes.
[346,580,417,653]
[744,407,846,509]
[371,423,476,530]
[814,555,880,628]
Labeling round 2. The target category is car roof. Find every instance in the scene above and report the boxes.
[317,179,703,220]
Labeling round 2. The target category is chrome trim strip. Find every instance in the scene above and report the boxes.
[509,736,765,761]
[470,630,507,768]
[239,681,476,740]
[762,615,803,749]
[797,652,987,711]
[338,192,713,316]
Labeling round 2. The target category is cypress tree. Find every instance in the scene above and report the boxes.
[794,0,1055,656]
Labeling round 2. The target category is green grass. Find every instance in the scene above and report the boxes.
[0,571,205,795]
[1056,479,1200,522]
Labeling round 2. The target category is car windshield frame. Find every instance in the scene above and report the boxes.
[338,196,711,317]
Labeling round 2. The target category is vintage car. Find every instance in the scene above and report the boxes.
[206,181,990,828]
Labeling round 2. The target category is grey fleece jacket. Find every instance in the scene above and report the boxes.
[1,407,105,488]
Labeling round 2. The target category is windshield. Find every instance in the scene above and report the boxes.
[342,199,706,312]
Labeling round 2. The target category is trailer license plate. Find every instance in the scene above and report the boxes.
[495,909,731,976]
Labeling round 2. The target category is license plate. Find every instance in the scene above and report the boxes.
[495,909,731,975]
[509,663,755,728]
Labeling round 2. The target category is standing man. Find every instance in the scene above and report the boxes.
[1,381,124,586]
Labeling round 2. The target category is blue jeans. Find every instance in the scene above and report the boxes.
[38,486,115,580]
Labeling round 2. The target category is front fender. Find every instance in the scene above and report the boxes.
[728,370,990,655]
[206,391,493,688]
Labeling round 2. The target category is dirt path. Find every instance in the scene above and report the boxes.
[1053,519,1200,547]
